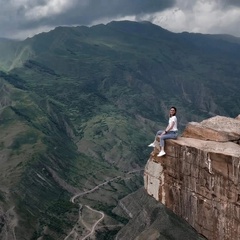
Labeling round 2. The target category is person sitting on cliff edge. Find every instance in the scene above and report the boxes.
[148,106,178,157]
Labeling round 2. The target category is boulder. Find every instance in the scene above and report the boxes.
[182,115,240,142]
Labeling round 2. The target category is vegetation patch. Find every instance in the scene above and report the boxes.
[10,130,38,150]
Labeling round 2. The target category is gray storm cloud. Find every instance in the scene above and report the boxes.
[150,0,240,37]
[1,0,240,39]
[0,0,175,38]
[222,0,240,7]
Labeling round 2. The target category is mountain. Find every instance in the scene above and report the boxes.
[0,39,33,71]
[0,20,239,239]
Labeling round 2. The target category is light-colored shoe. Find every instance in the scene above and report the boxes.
[157,151,166,157]
[148,142,155,147]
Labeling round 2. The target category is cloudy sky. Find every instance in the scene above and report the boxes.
[1,0,240,39]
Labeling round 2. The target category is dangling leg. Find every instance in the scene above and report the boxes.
[148,130,164,148]
[157,132,177,157]
[157,134,167,157]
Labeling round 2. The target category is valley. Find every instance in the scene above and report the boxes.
[0,20,239,239]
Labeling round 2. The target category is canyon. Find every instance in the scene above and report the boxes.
[144,115,240,240]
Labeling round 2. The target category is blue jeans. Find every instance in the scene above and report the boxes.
[156,130,178,147]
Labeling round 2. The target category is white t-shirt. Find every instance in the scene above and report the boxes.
[169,116,178,131]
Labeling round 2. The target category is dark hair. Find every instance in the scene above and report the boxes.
[170,106,177,116]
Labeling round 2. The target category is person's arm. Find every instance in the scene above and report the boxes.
[164,121,175,133]
[162,117,176,134]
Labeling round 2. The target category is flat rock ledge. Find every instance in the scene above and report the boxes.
[182,115,240,142]
[144,115,240,240]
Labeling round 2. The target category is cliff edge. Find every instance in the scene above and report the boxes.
[144,115,240,240]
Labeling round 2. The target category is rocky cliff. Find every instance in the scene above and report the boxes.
[144,115,240,240]
[113,188,206,240]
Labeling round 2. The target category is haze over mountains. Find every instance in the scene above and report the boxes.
[0,21,239,239]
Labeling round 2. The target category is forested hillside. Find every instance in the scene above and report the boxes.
[0,21,239,239]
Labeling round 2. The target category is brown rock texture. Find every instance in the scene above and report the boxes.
[144,115,240,240]
[182,116,240,142]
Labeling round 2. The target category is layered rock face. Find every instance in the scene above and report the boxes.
[144,115,240,240]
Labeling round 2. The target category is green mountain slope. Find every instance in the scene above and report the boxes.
[0,75,143,239]
[12,21,240,120]
[0,20,239,239]
[0,39,33,71]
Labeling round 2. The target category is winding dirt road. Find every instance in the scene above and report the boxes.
[81,205,104,240]
[65,169,143,240]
